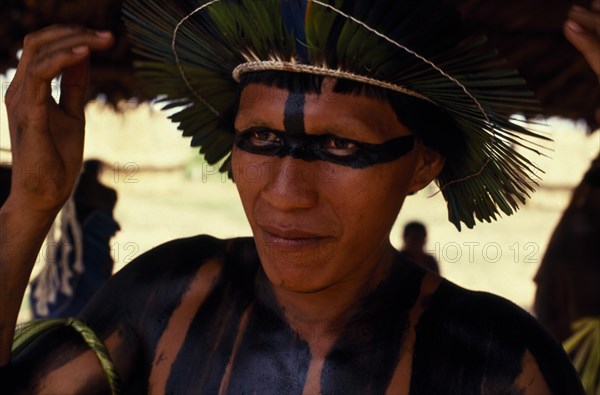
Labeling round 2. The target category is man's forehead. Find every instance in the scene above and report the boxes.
[237,82,410,140]
[238,82,293,105]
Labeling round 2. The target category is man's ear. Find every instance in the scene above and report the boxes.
[408,143,445,194]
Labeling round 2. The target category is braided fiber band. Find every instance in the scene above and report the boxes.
[232,61,435,105]
[12,318,121,395]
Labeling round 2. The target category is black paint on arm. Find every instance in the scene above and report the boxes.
[410,282,585,395]
[7,326,111,395]
[80,234,228,393]
[5,235,228,394]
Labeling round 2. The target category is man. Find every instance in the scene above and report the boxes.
[0,0,588,394]
[399,221,440,274]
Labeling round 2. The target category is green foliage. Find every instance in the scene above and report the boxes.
[122,0,549,230]
[564,318,600,395]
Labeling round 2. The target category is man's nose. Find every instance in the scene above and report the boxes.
[260,157,319,211]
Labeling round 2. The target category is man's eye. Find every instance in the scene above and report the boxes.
[249,130,280,146]
[323,137,359,157]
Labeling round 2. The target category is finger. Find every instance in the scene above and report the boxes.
[24,31,112,92]
[28,31,113,86]
[41,31,114,63]
[564,20,600,76]
[13,27,112,88]
[568,6,600,34]
[59,56,90,119]
[14,25,87,85]
[8,30,111,107]
[21,25,90,58]
[21,46,92,108]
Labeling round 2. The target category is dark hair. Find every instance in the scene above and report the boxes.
[238,71,466,163]
[403,221,427,238]
[83,159,105,180]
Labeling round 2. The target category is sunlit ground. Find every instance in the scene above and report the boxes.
[1,96,598,323]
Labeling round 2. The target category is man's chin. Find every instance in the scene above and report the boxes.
[272,276,334,294]
[259,255,334,293]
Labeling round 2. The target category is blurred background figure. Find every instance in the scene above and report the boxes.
[534,156,600,343]
[531,4,600,394]
[533,155,600,395]
[29,159,120,319]
[399,221,440,274]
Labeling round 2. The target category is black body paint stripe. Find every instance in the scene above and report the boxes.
[234,128,415,169]
[10,236,586,394]
[81,235,226,392]
[163,239,585,395]
[410,283,526,395]
[320,256,425,395]
[283,92,306,135]
[165,239,259,395]
[226,266,311,394]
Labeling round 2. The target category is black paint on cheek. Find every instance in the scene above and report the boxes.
[283,92,306,135]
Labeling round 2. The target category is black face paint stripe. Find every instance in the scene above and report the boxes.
[283,92,306,135]
[234,127,415,169]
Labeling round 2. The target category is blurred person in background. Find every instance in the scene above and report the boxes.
[29,159,120,319]
[534,157,600,343]
[532,4,600,394]
[399,221,440,274]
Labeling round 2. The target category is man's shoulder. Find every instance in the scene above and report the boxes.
[425,280,550,341]
[113,234,257,281]
[79,235,258,333]
[417,279,583,394]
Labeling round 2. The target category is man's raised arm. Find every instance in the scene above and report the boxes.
[0,25,114,365]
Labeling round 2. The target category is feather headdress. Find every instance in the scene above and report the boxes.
[122,0,548,230]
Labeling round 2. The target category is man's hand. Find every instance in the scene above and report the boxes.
[0,25,113,366]
[4,25,114,214]
[565,2,600,123]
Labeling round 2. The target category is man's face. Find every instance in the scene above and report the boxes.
[232,78,431,293]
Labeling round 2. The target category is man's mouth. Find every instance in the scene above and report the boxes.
[257,223,328,249]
